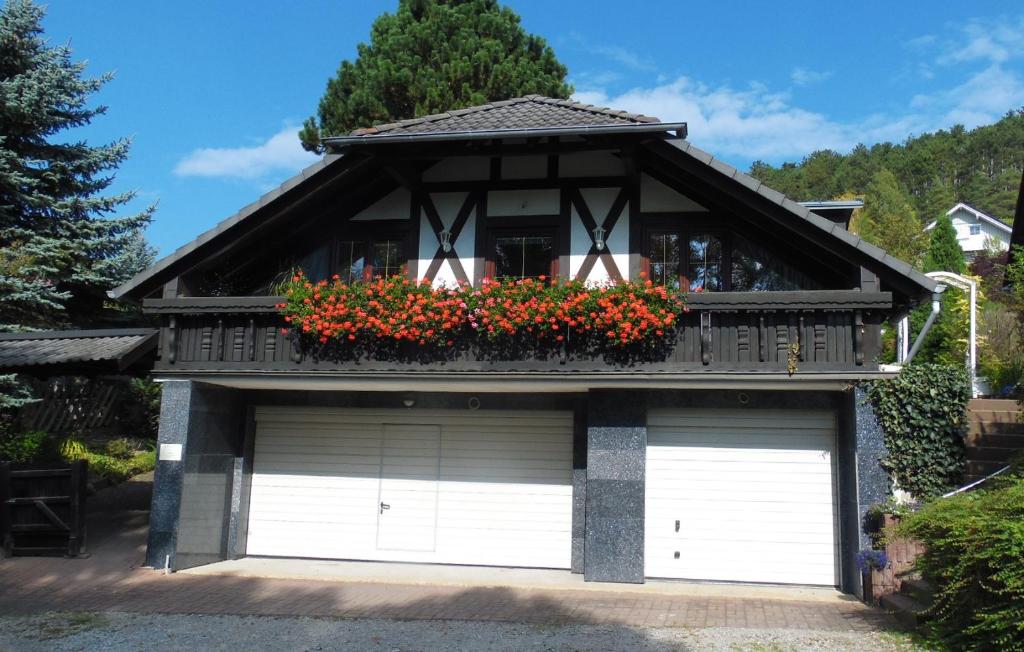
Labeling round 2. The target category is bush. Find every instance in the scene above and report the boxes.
[84,450,156,483]
[57,436,88,461]
[865,363,969,498]
[105,438,136,460]
[0,429,49,463]
[899,476,1024,650]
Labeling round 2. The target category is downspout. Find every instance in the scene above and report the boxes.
[905,287,945,363]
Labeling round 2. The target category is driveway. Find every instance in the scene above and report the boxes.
[0,476,920,651]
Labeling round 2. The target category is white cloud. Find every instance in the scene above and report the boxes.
[939,16,1024,65]
[591,44,656,72]
[573,61,1024,165]
[174,126,319,180]
[790,67,833,86]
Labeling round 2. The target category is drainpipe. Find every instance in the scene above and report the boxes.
[905,287,945,364]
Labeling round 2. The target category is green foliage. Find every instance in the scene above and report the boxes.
[1007,245,1024,327]
[84,449,155,483]
[865,363,969,498]
[978,302,1024,397]
[0,429,48,462]
[104,438,136,460]
[57,436,88,461]
[299,0,572,152]
[0,373,35,410]
[0,0,155,332]
[924,215,965,274]
[749,111,1024,225]
[124,379,161,439]
[898,476,1024,650]
[855,169,926,266]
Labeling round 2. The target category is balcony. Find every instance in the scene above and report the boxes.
[142,290,889,377]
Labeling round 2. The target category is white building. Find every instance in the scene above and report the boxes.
[927,203,1012,260]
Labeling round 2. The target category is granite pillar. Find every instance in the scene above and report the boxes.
[584,390,647,583]
[571,403,587,574]
[848,386,892,597]
[144,381,245,571]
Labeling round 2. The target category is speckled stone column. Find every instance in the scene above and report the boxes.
[144,380,193,569]
[584,390,647,583]
[854,386,891,548]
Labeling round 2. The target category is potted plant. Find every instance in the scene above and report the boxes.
[857,549,890,604]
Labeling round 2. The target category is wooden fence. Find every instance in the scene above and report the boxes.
[0,460,88,557]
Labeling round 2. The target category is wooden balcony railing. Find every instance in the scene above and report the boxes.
[142,290,890,374]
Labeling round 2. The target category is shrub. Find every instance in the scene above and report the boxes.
[105,438,136,460]
[57,437,88,461]
[0,429,49,463]
[865,363,969,498]
[899,476,1024,650]
[85,450,156,483]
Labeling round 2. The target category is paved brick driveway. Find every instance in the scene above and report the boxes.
[0,478,895,632]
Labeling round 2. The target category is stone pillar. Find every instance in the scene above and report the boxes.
[854,386,891,549]
[584,390,647,583]
[145,380,193,570]
[144,381,245,571]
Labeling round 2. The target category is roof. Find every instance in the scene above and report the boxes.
[0,329,158,373]
[325,95,684,147]
[799,200,864,211]
[932,202,1014,234]
[661,139,939,296]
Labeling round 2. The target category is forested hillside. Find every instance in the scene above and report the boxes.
[749,109,1024,224]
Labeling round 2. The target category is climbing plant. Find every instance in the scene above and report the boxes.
[865,363,970,498]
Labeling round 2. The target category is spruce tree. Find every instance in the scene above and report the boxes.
[923,215,965,274]
[0,0,153,332]
[299,0,572,152]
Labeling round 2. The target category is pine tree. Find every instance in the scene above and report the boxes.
[299,0,572,152]
[924,215,966,274]
[855,168,926,267]
[0,0,153,332]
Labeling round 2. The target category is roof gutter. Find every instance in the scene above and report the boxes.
[324,122,688,150]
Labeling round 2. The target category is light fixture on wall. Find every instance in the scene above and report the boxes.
[402,394,416,408]
[439,229,452,253]
[592,224,606,251]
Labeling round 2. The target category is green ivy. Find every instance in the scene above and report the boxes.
[865,363,969,498]
[898,474,1024,650]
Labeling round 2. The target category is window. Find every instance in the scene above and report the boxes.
[333,229,406,282]
[642,224,822,292]
[489,230,556,280]
[969,224,981,236]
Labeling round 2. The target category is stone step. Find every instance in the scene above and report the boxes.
[966,430,1024,446]
[965,459,1012,478]
[968,409,1023,423]
[880,592,929,628]
[901,577,935,604]
[969,399,1022,411]
[966,445,1022,462]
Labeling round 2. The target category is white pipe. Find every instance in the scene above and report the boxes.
[906,290,944,363]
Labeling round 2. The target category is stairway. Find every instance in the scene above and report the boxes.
[965,399,1024,484]
[880,577,935,628]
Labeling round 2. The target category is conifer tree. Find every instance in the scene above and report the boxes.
[0,0,153,332]
[299,0,572,152]
[924,215,966,274]
[855,168,926,267]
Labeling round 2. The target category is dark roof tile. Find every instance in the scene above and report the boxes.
[0,329,158,371]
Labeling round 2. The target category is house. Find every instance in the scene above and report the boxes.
[111,96,936,594]
[927,203,1012,261]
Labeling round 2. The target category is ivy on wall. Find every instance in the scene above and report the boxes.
[865,363,970,498]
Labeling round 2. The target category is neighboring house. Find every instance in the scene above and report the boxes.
[927,203,1013,260]
[107,97,935,594]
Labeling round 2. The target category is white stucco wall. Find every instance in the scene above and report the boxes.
[351,187,411,221]
[418,192,475,287]
[946,206,1010,254]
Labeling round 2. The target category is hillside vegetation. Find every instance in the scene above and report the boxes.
[749,109,1024,224]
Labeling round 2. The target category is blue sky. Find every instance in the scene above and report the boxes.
[39,1,1024,255]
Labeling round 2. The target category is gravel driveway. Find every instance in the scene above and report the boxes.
[0,612,928,652]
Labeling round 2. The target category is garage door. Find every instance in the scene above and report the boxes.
[246,407,573,569]
[645,409,838,585]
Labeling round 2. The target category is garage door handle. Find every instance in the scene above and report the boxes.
[380,502,390,514]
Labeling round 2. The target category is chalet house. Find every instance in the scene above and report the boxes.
[111,96,936,595]
[926,202,1012,261]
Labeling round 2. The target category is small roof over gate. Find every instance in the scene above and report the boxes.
[0,329,158,375]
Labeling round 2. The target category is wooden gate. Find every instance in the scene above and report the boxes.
[0,460,87,557]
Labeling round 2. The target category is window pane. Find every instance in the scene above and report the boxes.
[730,235,821,291]
[495,235,553,279]
[336,240,366,283]
[687,234,722,291]
[647,232,681,288]
[371,240,403,278]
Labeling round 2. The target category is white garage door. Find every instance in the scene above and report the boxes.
[645,409,838,585]
[246,407,573,569]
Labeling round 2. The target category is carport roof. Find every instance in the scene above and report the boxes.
[0,329,158,374]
